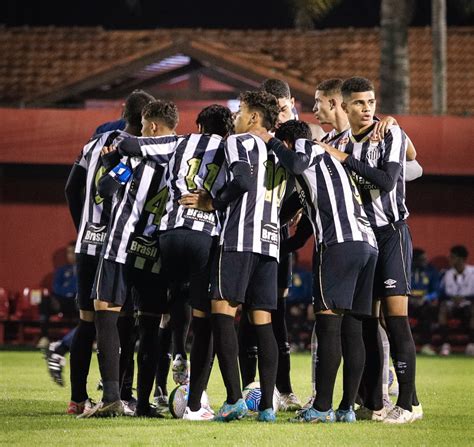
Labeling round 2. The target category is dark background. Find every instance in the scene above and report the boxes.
[2,0,473,29]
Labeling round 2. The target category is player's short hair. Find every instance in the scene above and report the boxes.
[275,120,312,147]
[450,245,468,259]
[142,100,179,130]
[341,77,375,100]
[240,91,280,131]
[196,104,233,137]
[260,79,291,99]
[123,90,155,129]
[316,78,343,96]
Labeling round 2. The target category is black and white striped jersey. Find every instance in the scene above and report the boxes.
[74,130,128,257]
[132,134,227,236]
[101,157,166,273]
[332,125,408,228]
[294,139,377,249]
[220,133,288,260]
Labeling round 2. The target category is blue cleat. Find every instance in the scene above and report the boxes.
[257,408,276,422]
[290,407,335,423]
[335,406,356,423]
[214,398,248,422]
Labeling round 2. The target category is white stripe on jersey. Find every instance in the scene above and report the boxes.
[320,161,344,242]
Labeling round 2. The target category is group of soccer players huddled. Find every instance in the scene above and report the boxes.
[51,75,426,424]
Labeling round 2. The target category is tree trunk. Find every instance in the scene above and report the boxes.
[379,0,413,114]
[432,0,447,115]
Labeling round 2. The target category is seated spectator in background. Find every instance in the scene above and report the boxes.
[37,242,78,349]
[438,245,474,356]
[409,248,440,355]
[286,253,313,350]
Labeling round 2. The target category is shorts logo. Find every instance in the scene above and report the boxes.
[384,278,397,289]
[126,234,159,261]
[82,222,107,245]
[261,222,278,245]
[183,208,216,226]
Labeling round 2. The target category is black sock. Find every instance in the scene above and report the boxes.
[339,314,365,410]
[211,313,241,404]
[385,316,416,411]
[238,310,258,387]
[313,314,342,412]
[95,310,120,403]
[412,386,419,406]
[117,315,136,401]
[136,315,160,410]
[170,296,192,360]
[272,297,292,394]
[188,317,213,411]
[155,325,172,397]
[70,320,95,403]
[360,317,383,410]
[255,323,278,411]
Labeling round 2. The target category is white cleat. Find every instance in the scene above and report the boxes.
[412,403,423,421]
[355,405,388,422]
[279,392,302,411]
[182,406,214,421]
[383,405,414,424]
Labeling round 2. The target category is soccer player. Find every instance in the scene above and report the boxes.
[181,91,283,423]
[117,104,234,421]
[253,119,378,423]
[64,90,155,415]
[236,78,303,410]
[321,77,418,423]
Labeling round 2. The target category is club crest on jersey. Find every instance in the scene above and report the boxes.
[183,208,216,226]
[82,222,107,245]
[261,222,278,245]
[126,234,159,261]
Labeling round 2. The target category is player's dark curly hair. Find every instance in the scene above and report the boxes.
[240,90,280,131]
[341,77,375,99]
[275,120,312,147]
[317,78,343,95]
[123,90,155,129]
[260,78,291,99]
[196,104,233,137]
[451,245,468,259]
[142,99,179,130]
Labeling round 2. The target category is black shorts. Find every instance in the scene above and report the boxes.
[313,241,378,316]
[159,228,217,314]
[92,258,133,312]
[215,248,278,311]
[373,220,412,298]
[76,254,99,311]
[130,268,169,316]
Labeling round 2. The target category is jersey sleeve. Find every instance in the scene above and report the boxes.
[225,135,251,168]
[295,138,324,167]
[137,136,180,163]
[383,126,406,164]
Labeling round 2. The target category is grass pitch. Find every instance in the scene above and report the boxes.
[0,351,473,446]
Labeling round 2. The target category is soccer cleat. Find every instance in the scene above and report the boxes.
[122,396,137,416]
[46,346,66,386]
[279,392,302,411]
[412,403,423,421]
[383,405,414,424]
[77,400,124,418]
[153,394,170,414]
[420,344,436,356]
[183,406,215,421]
[172,354,190,385]
[302,393,316,409]
[465,343,474,356]
[37,336,50,350]
[214,399,248,422]
[134,404,165,418]
[335,406,356,423]
[440,343,451,356]
[257,408,276,422]
[67,398,96,415]
[290,407,335,423]
[355,405,388,422]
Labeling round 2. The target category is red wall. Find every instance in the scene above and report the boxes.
[0,109,473,293]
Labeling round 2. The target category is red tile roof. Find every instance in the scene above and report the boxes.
[0,26,472,114]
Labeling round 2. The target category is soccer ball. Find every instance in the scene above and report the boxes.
[388,366,399,396]
[242,381,280,412]
[168,384,210,419]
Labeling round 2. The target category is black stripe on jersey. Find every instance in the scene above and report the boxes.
[241,145,259,250]
[295,174,318,241]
